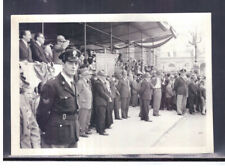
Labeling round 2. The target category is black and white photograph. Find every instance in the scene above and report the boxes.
[10,13,213,156]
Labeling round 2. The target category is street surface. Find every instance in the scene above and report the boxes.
[78,106,207,155]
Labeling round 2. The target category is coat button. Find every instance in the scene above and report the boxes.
[59,124,62,127]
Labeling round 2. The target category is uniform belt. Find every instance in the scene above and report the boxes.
[52,112,76,120]
[154,88,161,89]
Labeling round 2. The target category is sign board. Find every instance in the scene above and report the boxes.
[96,53,118,76]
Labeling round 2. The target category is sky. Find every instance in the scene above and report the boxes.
[159,13,210,57]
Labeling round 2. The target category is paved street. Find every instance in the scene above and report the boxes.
[77,106,207,155]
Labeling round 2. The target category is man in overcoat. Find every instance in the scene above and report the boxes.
[139,73,153,122]
[76,68,93,137]
[174,69,188,115]
[94,70,112,136]
[36,49,80,148]
[117,70,131,119]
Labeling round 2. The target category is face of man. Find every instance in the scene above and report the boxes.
[23,31,31,42]
[62,61,78,77]
[122,71,127,78]
[37,33,45,45]
[180,72,185,78]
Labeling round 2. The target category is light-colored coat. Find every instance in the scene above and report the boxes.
[20,94,41,148]
[76,77,93,109]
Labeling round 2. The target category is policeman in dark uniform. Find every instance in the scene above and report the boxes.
[36,49,80,148]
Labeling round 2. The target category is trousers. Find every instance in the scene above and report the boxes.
[78,108,91,135]
[140,99,150,121]
[176,94,187,114]
[153,89,162,115]
[121,97,130,118]
[95,105,107,134]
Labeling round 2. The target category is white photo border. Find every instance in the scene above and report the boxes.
[11,13,214,156]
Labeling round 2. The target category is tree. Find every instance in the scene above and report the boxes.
[188,31,202,63]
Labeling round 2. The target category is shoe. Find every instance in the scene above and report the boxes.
[99,133,109,136]
[115,118,122,120]
[80,134,89,138]
[85,131,92,135]
[145,120,152,122]
[177,113,182,115]
[153,114,160,116]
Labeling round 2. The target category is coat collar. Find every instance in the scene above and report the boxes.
[58,73,76,96]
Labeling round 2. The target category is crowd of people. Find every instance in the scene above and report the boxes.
[19,30,97,67]
[19,30,206,149]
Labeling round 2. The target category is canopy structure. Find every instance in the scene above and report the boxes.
[20,21,176,52]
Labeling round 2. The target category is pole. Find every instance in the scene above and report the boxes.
[110,23,113,53]
[128,23,130,59]
[42,23,44,35]
[84,23,87,58]
[141,31,143,72]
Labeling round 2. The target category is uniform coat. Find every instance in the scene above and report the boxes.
[30,41,48,63]
[19,39,33,62]
[37,73,79,147]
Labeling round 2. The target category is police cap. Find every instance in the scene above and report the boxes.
[59,49,79,63]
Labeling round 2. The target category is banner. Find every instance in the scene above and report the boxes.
[96,53,118,76]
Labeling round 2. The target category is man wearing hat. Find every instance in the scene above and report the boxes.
[94,70,112,135]
[139,73,153,122]
[53,35,70,64]
[76,68,93,137]
[174,69,188,115]
[37,49,80,148]
[20,67,41,148]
